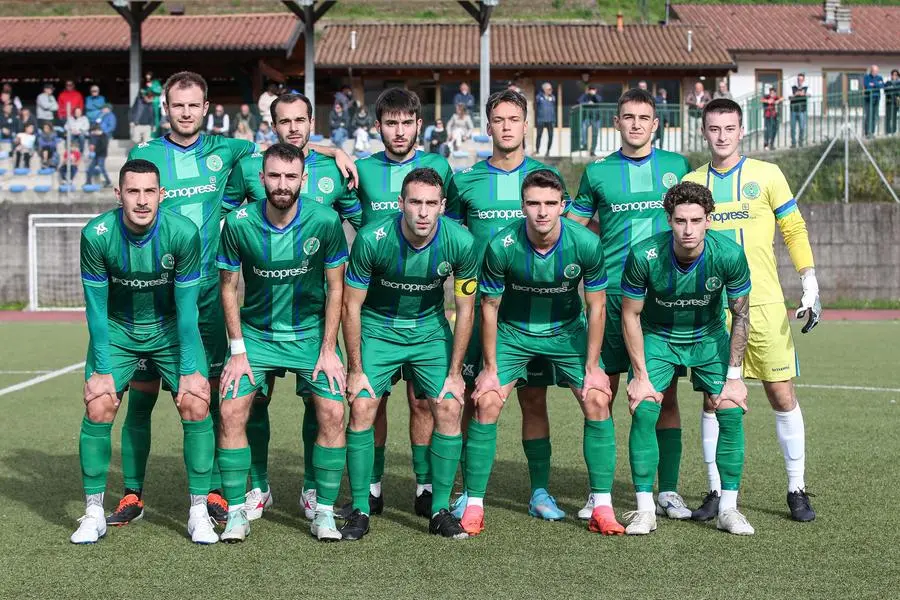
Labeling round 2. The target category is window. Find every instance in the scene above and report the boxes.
[755,69,782,96]
[824,69,866,110]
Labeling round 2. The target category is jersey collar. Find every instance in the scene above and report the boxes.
[485,157,527,175]
[382,149,421,166]
[161,133,204,153]
[525,219,564,258]
[708,155,746,180]
[261,197,303,233]
[118,207,161,248]
[397,214,442,253]
[617,148,654,166]
[669,234,705,274]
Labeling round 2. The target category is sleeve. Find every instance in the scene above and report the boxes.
[768,166,815,272]
[324,215,349,269]
[725,247,752,300]
[569,168,598,219]
[222,158,247,214]
[439,160,453,198]
[444,174,465,223]
[344,231,374,290]
[478,241,506,297]
[335,182,363,231]
[621,249,648,300]
[453,234,478,297]
[230,138,257,162]
[81,228,112,374]
[215,217,242,272]
[174,228,203,375]
[551,165,571,205]
[582,237,608,292]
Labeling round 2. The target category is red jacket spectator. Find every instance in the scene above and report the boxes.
[57,80,85,120]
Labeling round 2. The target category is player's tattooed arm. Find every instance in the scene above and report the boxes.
[727,294,750,367]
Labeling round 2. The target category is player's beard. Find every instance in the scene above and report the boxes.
[382,127,418,157]
[171,118,203,138]
[494,133,524,154]
[265,187,300,211]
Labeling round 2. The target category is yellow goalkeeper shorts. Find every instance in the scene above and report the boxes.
[728,302,799,381]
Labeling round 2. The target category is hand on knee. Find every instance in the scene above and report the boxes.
[176,393,210,421]
[85,394,118,423]
[474,392,503,423]
[582,388,611,420]
[348,399,378,431]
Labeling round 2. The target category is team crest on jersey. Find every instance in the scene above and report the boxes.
[236,208,248,219]
[437,261,452,276]
[645,248,658,260]
[303,237,321,255]
[742,181,761,199]
[206,154,223,172]
[705,276,723,291]
[374,227,387,241]
[161,254,175,269]
[94,223,108,236]
[318,177,335,194]
[502,234,515,248]
[662,172,679,189]
[564,264,581,279]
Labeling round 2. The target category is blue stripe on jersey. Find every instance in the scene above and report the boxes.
[223,196,241,208]
[584,275,608,291]
[216,254,240,267]
[81,272,108,282]
[175,272,200,284]
[341,201,362,217]
[621,282,645,296]
[726,280,751,296]
[694,253,707,341]
[325,249,348,266]
[774,198,798,219]
[670,241,705,274]
[479,280,504,294]
[346,269,370,286]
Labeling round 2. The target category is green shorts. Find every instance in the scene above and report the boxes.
[463,306,556,387]
[601,294,630,375]
[357,324,452,400]
[132,279,226,383]
[295,363,407,398]
[226,329,344,401]
[496,321,598,390]
[632,330,730,396]
[85,322,208,393]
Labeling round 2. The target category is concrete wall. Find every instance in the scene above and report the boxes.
[1,197,898,306]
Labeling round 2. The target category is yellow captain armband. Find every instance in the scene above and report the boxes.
[454,278,477,297]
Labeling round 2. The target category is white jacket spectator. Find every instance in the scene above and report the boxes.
[258,84,279,124]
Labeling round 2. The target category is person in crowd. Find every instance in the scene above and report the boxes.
[686,81,712,152]
[790,73,809,148]
[36,83,58,130]
[428,118,448,156]
[38,122,61,167]
[232,103,259,136]
[258,82,279,125]
[142,71,163,135]
[98,103,117,138]
[233,121,255,143]
[351,104,375,153]
[447,102,474,153]
[1,103,16,148]
[86,123,111,187]
[206,104,229,136]
[14,123,36,170]
[334,84,357,122]
[1,83,22,113]
[254,120,277,150]
[85,85,106,122]
[57,80,85,123]
[453,82,476,113]
[885,69,900,136]
[66,106,91,152]
[762,86,784,151]
[863,64,885,137]
[535,82,557,156]
[655,88,670,148]
[329,102,349,148]
[58,146,81,184]
[129,89,155,144]
[714,79,733,100]
[577,84,602,155]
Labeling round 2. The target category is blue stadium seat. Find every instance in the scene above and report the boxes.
[14,167,30,176]
[0,150,9,159]
[33,184,51,193]
[309,134,324,143]
[59,184,76,193]
[9,184,26,193]
[476,150,492,159]
[37,167,55,175]
[473,134,491,144]
[451,150,469,159]
[0,168,7,176]
[82,184,102,193]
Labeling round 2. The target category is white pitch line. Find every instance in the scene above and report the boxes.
[677,379,900,394]
[0,362,85,397]
[0,370,52,375]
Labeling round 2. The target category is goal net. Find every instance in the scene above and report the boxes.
[28,214,97,311]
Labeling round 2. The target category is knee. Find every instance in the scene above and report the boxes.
[177,394,210,422]
[85,394,118,423]
[409,397,432,420]
[219,396,249,426]
[766,386,797,412]
[475,393,503,423]
[348,399,377,430]
[582,389,611,419]
[317,399,346,433]
[432,399,462,426]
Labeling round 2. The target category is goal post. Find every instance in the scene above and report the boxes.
[28,214,97,311]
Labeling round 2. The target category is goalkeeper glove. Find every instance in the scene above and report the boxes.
[795,268,821,334]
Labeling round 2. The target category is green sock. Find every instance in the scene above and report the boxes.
[80,416,113,495]
[313,443,346,508]
[301,400,318,491]
[629,403,661,493]
[182,416,215,496]
[656,427,682,493]
[716,408,745,491]
[247,399,271,492]
[463,421,497,499]
[217,446,250,508]
[583,418,616,493]
[521,437,552,492]
[371,445,386,484]
[208,388,223,492]
[347,428,375,513]
[121,388,158,490]
[411,444,431,485]
[430,431,462,514]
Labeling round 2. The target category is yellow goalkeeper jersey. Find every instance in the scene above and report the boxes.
[684,157,814,306]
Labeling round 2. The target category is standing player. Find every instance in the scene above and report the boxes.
[216,143,348,542]
[446,90,569,520]
[72,159,216,545]
[340,167,476,541]
[567,88,694,521]
[684,99,818,522]
[463,169,621,536]
[621,181,754,535]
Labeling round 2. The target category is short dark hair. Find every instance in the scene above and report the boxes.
[375,88,421,121]
[270,92,313,124]
[702,98,743,128]
[262,142,306,173]
[663,181,715,216]
[521,169,565,202]
[485,89,527,120]
[401,167,444,198]
[119,159,160,189]
[617,88,656,117]
[164,71,208,104]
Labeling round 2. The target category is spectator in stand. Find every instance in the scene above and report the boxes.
[334,85,357,122]
[254,120,277,150]
[762,86,784,151]
[713,79,733,100]
[14,123,36,169]
[232,103,259,136]
[1,83,22,113]
[85,85,106,122]
[1,103,16,148]
[58,146,81,184]
[863,64,885,138]
[655,87,669,148]
[206,104,229,136]
[685,81,712,151]
[351,104,374,154]
[98,103,117,138]
[577,84,602,155]
[141,71,163,135]
[38,122,61,167]
[36,83,58,130]
[129,89,155,144]
[258,82,279,125]
[790,73,809,148]
[329,102,349,148]
[453,82,475,113]
[535,82,557,156]
[427,118,448,156]
[638,80,649,91]
[17,108,37,135]
[86,123,111,187]
[66,107,90,152]
[885,69,900,136]
[233,121,254,143]
[57,80,84,123]
[447,102,474,153]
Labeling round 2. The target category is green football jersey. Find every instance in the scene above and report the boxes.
[128,134,255,282]
[345,215,477,333]
[222,149,362,227]
[216,199,349,341]
[353,150,452,226]
[570,148,692,291]
[621,229,751,343]
[80,207,201,333]
[480,218,607,336]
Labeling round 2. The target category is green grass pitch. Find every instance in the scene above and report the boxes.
[0,320,898,599]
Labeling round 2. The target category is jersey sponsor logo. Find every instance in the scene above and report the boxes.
[236,208,248,219]
[437,261,453,277]
[378,277,443,292]
[645,248,658,260]
[137,142,149,149]
[374,226,387,241]
[252,263,310,278]
[318,177,335,194]
[164,183,217,199]
[510,281,571,295]
[564,263,582,279]
[705,276,723,292]
[161,253,175,269]
[111,273,170,289]
[371,200,400,211]
[662,172,679,189]
[502,234,515,248]
[94,223,108,236]
[462,166,474,174]
[303,237,320,256]
[742,181,761,199]
[611,200,663,213]
[477,209,523,220]
[711,210,750,223]
[654,294,712,308]
[206,154,223,172]
[455,278,477,297]
[771,365,790,373]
